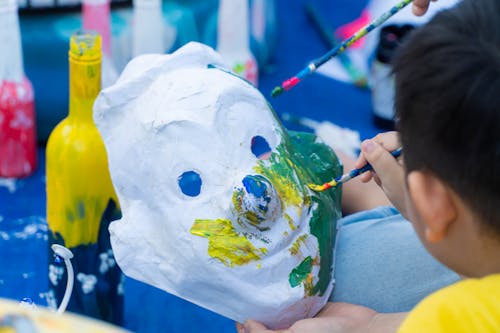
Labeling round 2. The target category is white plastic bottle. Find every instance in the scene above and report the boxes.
[132,0,167,56]
[217,0,258,86]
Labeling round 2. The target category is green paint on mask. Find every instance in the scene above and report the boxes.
[286,131,343,296]
[253,144,307,211]
[289,256,313,288]
[191,101,342,295]
[251,121,342,296]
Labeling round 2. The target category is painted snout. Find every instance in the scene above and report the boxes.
[233,175,282,230]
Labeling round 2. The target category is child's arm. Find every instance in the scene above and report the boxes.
[355,132,408,217]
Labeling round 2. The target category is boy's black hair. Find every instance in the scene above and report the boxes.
[393,0,500,232]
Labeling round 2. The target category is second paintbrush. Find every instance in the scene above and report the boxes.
[309,147,403,191]
[272,0,413,97]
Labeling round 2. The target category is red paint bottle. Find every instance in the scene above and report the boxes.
[0,0,37,178]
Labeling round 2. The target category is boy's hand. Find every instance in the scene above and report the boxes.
[236,302,378,333]
[355,132,408,216]
[413,0,438,16]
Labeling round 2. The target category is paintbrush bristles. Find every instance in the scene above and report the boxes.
[271,86,284,97]
[308,179,338,192]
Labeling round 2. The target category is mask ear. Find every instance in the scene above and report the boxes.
[407,171,457,243]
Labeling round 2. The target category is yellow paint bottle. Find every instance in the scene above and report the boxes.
[45,31,123,324]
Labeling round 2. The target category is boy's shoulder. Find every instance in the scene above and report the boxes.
[398,274,500,333]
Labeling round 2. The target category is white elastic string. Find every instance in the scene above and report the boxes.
[51,244,74,314]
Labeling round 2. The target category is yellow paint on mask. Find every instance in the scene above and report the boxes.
[191,218,264,267]
[304,273,314,294]
[289,234,308,256]
[254,155,305,212]
[285,213,297,231]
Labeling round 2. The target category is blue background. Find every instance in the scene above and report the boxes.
[0,0,384,332]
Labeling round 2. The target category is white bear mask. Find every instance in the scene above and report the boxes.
[94,42,342,329]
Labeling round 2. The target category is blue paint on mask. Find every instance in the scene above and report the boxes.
[242,175,268,198]
[251,136,272,159]
[178,171,202,197]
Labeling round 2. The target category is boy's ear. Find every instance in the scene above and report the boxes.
[407,171,458,243]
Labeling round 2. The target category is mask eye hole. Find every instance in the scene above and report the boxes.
[178,171,202,197]
[251,136,272,160]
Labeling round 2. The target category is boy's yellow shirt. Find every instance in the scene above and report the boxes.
[398,274,500,332]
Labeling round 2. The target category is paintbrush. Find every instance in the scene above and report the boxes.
[309,147,403,191]
[304,2,368,88]
[272,0,413,97]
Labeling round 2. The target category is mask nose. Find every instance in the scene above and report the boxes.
[233,175,281,230]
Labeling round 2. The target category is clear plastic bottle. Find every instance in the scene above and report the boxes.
[0,0,37,178]
[46,31,123,325]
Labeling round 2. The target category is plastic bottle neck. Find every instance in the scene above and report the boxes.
[132,0,164,56]
[0,0,24,83]
[217,0,251,56]
[68,32,102,121]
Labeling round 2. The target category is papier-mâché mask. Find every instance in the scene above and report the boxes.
[94,42,342,329]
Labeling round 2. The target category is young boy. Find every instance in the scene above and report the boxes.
[241,0,500,331]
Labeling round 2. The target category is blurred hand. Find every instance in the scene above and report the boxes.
[236,302,377,333]
[413,0,438,16]
[355,132,408,216]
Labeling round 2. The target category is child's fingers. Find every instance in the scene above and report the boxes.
[413,0,433,16]
[372,173,382,187]
[361,139,406,212]
[361,140,404,194]
[361,140,400,176]
[236,322,245,333]
[243,320,278,333]
[354,132,399,169]
[359,170,373,183]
